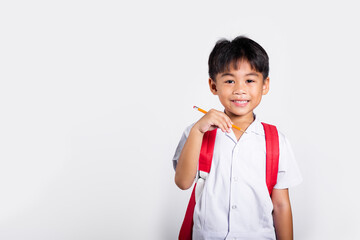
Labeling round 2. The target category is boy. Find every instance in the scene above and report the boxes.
[172,36,302,240]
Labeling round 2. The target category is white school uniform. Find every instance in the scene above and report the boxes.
[173,116,302,240]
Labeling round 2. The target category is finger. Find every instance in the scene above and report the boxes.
[228,119,233,128]
[209,113,231,132]
[220,115,232,131]
[224,117,232,130]
[218,121,229,133]
[210,118,224,132]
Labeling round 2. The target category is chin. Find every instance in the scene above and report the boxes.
[227,110,249,117]
[231,108,254,117]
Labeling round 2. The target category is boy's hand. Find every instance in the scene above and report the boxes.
[193,109,233,134]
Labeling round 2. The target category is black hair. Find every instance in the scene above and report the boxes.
[208,36,269,81]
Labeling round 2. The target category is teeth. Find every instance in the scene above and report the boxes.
[234,100,248,103]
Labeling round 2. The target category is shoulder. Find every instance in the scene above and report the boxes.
[265,124,297,166]
[275,128,294,152]
[276,128,289,147]
[172,122,197,170]
[182,122,196,138]
[259,121,289,145]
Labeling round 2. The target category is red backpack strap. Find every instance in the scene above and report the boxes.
[198,129,217,173]
[179,129,217,240]
[261,122,280,196]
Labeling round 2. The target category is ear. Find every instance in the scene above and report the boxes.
[209,78,218,95]
[262,77,270,95]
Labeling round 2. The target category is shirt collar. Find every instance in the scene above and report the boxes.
[224,113,265,142]
[244,114,265,136]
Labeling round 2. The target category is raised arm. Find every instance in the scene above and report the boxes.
[174,126,204,190]
[174,109,233,190]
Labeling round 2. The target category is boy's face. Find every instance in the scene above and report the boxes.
[209,60,269,121]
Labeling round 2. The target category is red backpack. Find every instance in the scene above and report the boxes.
[178,123,279,240]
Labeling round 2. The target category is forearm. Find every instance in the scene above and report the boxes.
[273,203,293,240]
[175,126,204,190]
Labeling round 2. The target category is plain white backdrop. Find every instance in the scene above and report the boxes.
[1,0,360,239]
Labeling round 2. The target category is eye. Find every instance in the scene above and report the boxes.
[225,80,235,84]
[246,79,255,83]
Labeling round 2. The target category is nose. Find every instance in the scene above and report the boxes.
[233,81,246,95]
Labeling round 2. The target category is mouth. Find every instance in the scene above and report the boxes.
[231,100,249,107]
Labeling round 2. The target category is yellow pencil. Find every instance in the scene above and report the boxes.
[193,106,245,133]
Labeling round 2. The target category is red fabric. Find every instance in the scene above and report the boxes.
[179,129,217,240]
[179,124,279,239]
[261,123,280,196]
[178,183,197,240]
[198,129,217,173]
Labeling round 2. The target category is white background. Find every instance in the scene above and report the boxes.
[1,0,360,239]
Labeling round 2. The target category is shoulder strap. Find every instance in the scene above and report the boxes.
[261,122,280,196]
[179,129,217,240]
[198,129,217,173]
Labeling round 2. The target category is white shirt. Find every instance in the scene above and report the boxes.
[173,117,302,240]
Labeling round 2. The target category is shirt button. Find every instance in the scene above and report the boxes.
[232,205,237,209]
[233,177,238,181]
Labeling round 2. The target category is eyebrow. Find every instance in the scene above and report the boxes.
[245,72,260,77]
[220,72,260,77]
[220,73,235,77]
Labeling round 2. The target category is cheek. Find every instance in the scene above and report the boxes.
[250,88,264,100]
[216,88,229,97]
[217,91,230,103]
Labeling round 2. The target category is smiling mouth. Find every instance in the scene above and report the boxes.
[231,100,249,107]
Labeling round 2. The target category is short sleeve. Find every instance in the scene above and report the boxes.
[172,123,195,170]
[273,132,303,189]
